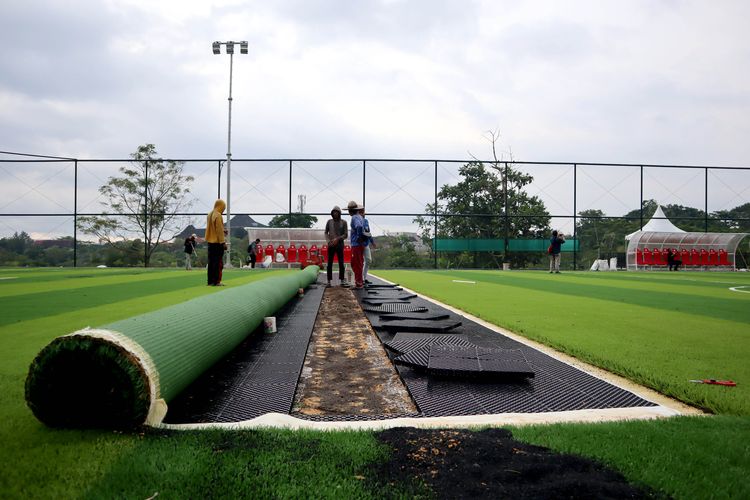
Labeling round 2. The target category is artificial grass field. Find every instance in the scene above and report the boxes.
[1,267,749,498]
[375,269,750,416]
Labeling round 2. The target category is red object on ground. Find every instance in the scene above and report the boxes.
[298,244,308,263]
[287,244,298,263]
[344,245,352,263]
[689,379,736,387]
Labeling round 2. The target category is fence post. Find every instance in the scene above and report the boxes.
[704,167,709,232]
[73,160,78,268]
[144,160,149,267]
[434,160,438,269]
[573,163,577,270]
[503,162,509,262]
[288,160,293,227]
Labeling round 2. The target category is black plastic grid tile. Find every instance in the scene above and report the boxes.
[362,298,414,305]
[378,319,463,333]
[163,283,325,424]
[394,345,535,379]
[366,291,418,299]
[379,312,450,321]
[362,303,429,313]
[383,334,473,355]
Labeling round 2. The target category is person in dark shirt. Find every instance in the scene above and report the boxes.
[183,234,197,270]
[667,248,682,271]
[247,238,260,268]
[325,205,348,287]
[549,230,565,274]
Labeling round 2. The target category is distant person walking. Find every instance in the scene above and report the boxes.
[247,238,260,268]
[206,199,227,286]
[348,200,366,289]
[359,207,375,284]
[549,230,565,274]
[325,205,348,287]
[183,234,197,270]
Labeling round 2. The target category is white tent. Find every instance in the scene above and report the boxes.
[625,206,685,240]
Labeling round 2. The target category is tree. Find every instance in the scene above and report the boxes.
[77,144,194,267]
[415,134,550,268]
[268,213,318,228]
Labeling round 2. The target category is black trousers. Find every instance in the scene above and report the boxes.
[327,242,345,281]
[207,243,225,285]
[249,254,257,268]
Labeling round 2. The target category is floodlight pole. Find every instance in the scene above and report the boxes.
[213,40,248,267]
[225,49,234,267]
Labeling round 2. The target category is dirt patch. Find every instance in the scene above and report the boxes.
[373,427,661,499]
[292,287,417,416]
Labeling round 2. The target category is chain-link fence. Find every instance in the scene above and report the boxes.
[1,153,748,269]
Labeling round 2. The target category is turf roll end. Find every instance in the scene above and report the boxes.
[25,329,162,429]
[25,267,319,429]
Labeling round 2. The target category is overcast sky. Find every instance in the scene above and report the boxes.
[1,0,749,238]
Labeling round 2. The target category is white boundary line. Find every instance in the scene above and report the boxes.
[159,273,703,431]
[729,286,750,293]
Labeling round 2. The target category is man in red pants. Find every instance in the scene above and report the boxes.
[347,200,366,289]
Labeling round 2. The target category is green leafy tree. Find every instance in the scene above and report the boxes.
[416,161,550,268]
[77,144,194,267]
[713,203,750,232]
[268,213,318,228]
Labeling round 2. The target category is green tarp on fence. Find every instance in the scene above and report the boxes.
[433,238,579,252]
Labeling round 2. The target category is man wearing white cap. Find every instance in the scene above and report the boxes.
[347,200,366,289]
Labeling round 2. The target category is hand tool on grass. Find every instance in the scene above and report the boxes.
[689,379,736,387]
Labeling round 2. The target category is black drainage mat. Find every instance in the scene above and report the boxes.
[394,345,532,377]
[362,303,429,313]
[366,291,417,298]
[384,334,474,355]
[378,319,462,333]
[365,284,400,289]
[362,298,414,305]
[379,312,450,321]
[426,346,534,379]
[163,283,325,424]
[363,275,658,416]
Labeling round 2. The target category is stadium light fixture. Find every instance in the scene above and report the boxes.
[212,40,248,267]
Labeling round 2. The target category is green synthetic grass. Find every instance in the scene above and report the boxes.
[3,427,398,499]
[375,270,750,416]
[2,267,749,498]
[512,416,750,500]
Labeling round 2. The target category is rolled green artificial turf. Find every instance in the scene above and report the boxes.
[25,266,319,428]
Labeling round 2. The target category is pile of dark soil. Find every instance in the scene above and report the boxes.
[374,427,661,499]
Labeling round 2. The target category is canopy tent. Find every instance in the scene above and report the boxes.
[625,206,685,240]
